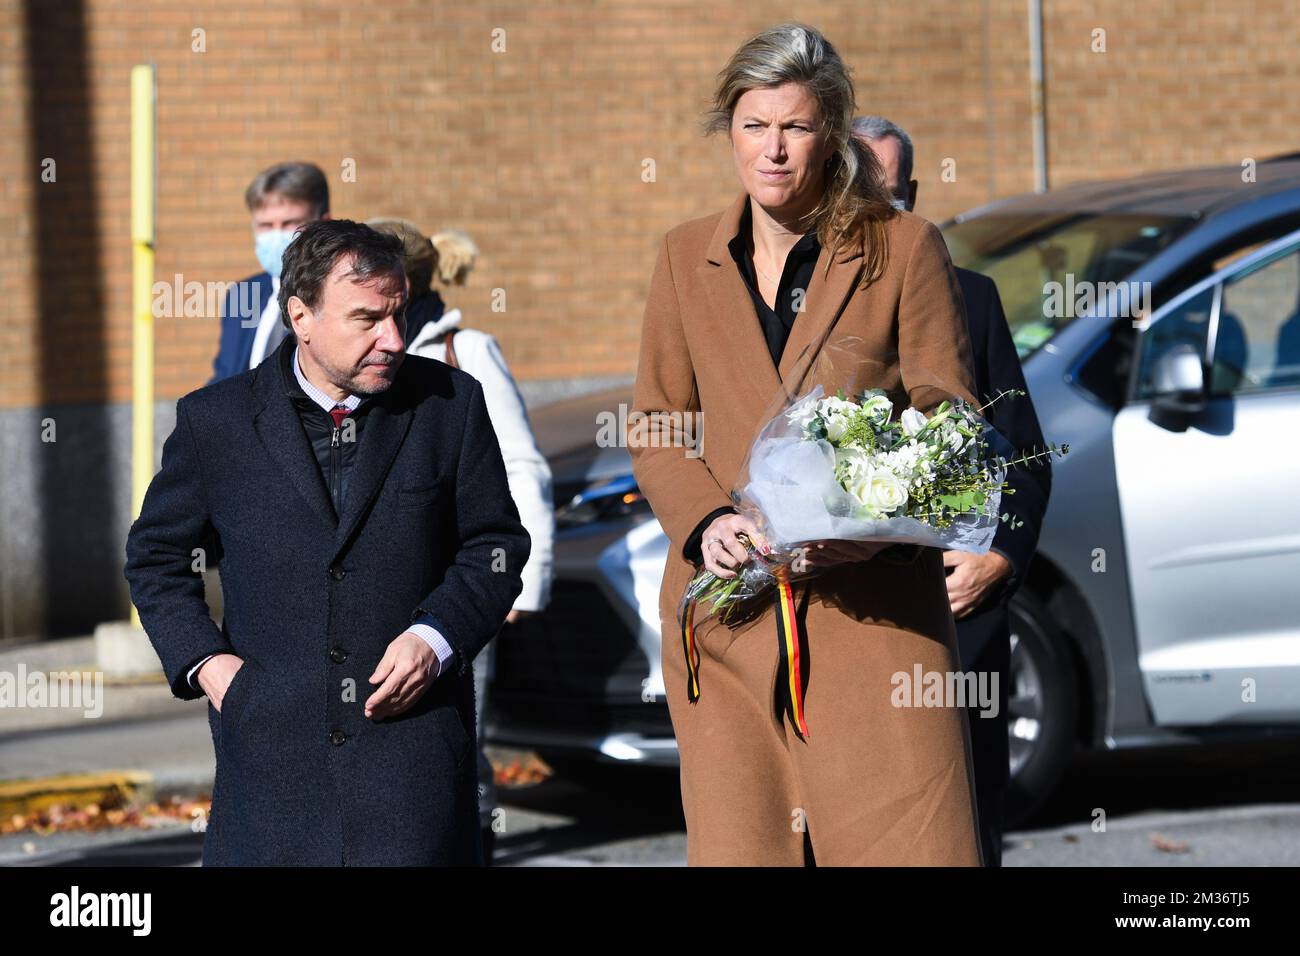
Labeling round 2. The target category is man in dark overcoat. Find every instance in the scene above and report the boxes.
[126,219,530,866]
[857,118,1053,867]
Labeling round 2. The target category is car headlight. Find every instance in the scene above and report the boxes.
[555,474,652,527]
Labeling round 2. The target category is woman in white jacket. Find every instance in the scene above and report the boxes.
[368,219,554,863]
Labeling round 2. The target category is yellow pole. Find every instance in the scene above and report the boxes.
[129,64,156,627]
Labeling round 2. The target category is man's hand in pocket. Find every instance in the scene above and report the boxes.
[198,654,246,713]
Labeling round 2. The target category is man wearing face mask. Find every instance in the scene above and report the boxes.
[209,162,331,384]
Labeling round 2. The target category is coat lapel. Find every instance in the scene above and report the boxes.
[250,337,415,558]
[252,339,338,534]
[776,237,866,391]
[332,389,413,555]
[697,190,867,409]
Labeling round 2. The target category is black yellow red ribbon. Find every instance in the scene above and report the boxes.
[681,596,701,703]
[679,563,809,738]
[774,565,809,738]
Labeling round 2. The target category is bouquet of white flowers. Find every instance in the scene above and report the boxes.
[677,383,1067,736]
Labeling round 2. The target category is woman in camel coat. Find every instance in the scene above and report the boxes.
[628,23,985,866]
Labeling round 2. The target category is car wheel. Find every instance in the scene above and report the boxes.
[1005,589,1078,828]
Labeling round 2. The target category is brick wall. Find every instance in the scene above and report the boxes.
[2,0,1298,409]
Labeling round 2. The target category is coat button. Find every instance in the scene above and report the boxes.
[329,730,347,746]
[329,646,348,664]
[329,565,346,581]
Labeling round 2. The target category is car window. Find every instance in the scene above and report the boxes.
[1212,241,1270,272]
[1161,213,1300,295]
[1213,243,1300,394]
[1133,286,1215,401]
[1074,221,1300,408]
[943,213,1193,360]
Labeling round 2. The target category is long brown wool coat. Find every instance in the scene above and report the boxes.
[629,189,986,865]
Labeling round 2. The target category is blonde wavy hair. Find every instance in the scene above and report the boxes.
[702,22,896,286]
[430,229,479,287]
[365,217,436,296]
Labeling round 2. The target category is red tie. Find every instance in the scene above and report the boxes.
[329,405,349,429]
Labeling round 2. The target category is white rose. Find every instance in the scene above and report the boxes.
[900,407,928,437]
[859,394,894,426]
[868,470,908,512]
[824,411,852,442]
[815,397,857,441]
[834,445,871,482]
[846,472,873,510]
[818,397,858,418]
[806,395,847,442]
[851,467,908,514]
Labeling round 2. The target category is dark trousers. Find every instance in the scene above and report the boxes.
[954,601,1011,868]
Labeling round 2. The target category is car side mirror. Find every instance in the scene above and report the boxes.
[1149,343,1207,416]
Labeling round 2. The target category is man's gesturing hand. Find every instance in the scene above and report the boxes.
[365,632,440,720]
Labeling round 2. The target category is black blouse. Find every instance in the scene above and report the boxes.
[683,202,820,564]
[727,200,822,369]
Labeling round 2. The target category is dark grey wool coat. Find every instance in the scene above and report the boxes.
[124,336,529,866]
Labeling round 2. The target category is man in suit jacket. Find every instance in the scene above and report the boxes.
[857,118,1053,867]
[126,219,530,865]
[209,162,330,384]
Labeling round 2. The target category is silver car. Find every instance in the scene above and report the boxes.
[489,156,1300,823]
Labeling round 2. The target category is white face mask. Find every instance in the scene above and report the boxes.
[254,228,297,278]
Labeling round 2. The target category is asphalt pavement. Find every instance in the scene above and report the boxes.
[3,635,1299,866]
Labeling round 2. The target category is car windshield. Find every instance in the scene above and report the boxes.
[942,213,1195,358]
